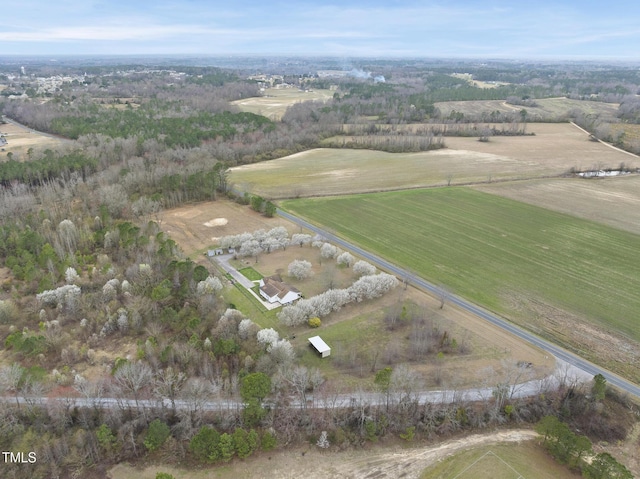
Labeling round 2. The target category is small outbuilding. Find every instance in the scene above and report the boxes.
[308,336,331,358]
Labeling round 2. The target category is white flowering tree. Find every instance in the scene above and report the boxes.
[267,226,288,242]
[320,243,339,260]
[102,278,120,302]
[257,328,280,347]
[65,267,80,284]
[288,259,313,280]
[353,260,376,277]
[261,236,283,254]
[239,239,263,263]
[268,339,295,364]
[37,284,81,309]
[196,276,223,296]
[348,273,398,302]
[238,319,257,340]
[290,233,312,247]
[336,252,355,267]
[279,274,398,326]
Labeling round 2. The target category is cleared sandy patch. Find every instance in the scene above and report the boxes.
[158,200,293,256]
[203,217,228,227]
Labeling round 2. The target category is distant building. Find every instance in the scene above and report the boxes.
[308,336,331,358]
[259,274,301,305]
[206,248,224,257]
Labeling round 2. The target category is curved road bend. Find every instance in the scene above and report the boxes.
[277,209,640,400]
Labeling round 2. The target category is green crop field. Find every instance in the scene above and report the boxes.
[282,188,640,344]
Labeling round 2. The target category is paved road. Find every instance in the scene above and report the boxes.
[277,209,640,400]
[0,364,577,411]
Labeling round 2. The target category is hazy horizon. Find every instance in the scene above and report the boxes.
[3,1,640,61]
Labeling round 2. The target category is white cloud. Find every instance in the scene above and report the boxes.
[2,1,640,58]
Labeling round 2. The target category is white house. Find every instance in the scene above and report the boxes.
[259,274,301,305]
[308,336,331,358]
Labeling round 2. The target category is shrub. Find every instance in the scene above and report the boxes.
[189,425,220,462]
[308,317,321,328]
[144,419,171,452]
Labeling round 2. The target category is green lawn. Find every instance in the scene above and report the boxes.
[238,266,263,281]
[282,188,640,343]
[420,442,577,479]
[222,282,280,330]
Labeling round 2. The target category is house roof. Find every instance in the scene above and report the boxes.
[260,275,300,300]
[308,336,330,354]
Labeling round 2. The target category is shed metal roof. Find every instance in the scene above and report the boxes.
[308,335,330,354]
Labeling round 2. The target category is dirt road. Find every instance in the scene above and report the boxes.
[109,430,540,479]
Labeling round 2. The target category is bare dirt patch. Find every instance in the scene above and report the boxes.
[158,200,293,256]
[108,430,539,479]
[476,176,640,235]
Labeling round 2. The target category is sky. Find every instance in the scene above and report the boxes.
[2,0,640,60]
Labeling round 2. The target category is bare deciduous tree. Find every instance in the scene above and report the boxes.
[113,361,153,410]
[154,367,187,414]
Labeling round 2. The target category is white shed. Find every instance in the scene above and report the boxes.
[308,336,331,358]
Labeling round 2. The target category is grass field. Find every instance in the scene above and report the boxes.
[476,176,640,235]
[435,97,620,122]
[230,124,637,198]
[420,442,578,479]
[0,121,62,158]
[230,88,334,120]
[282,188,640,359]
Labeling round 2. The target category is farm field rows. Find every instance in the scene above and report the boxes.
[230,87,334,120]
[230,123,637,198]
[476,176,640,235]
[435,97,620,121]
[282,188,640,381]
